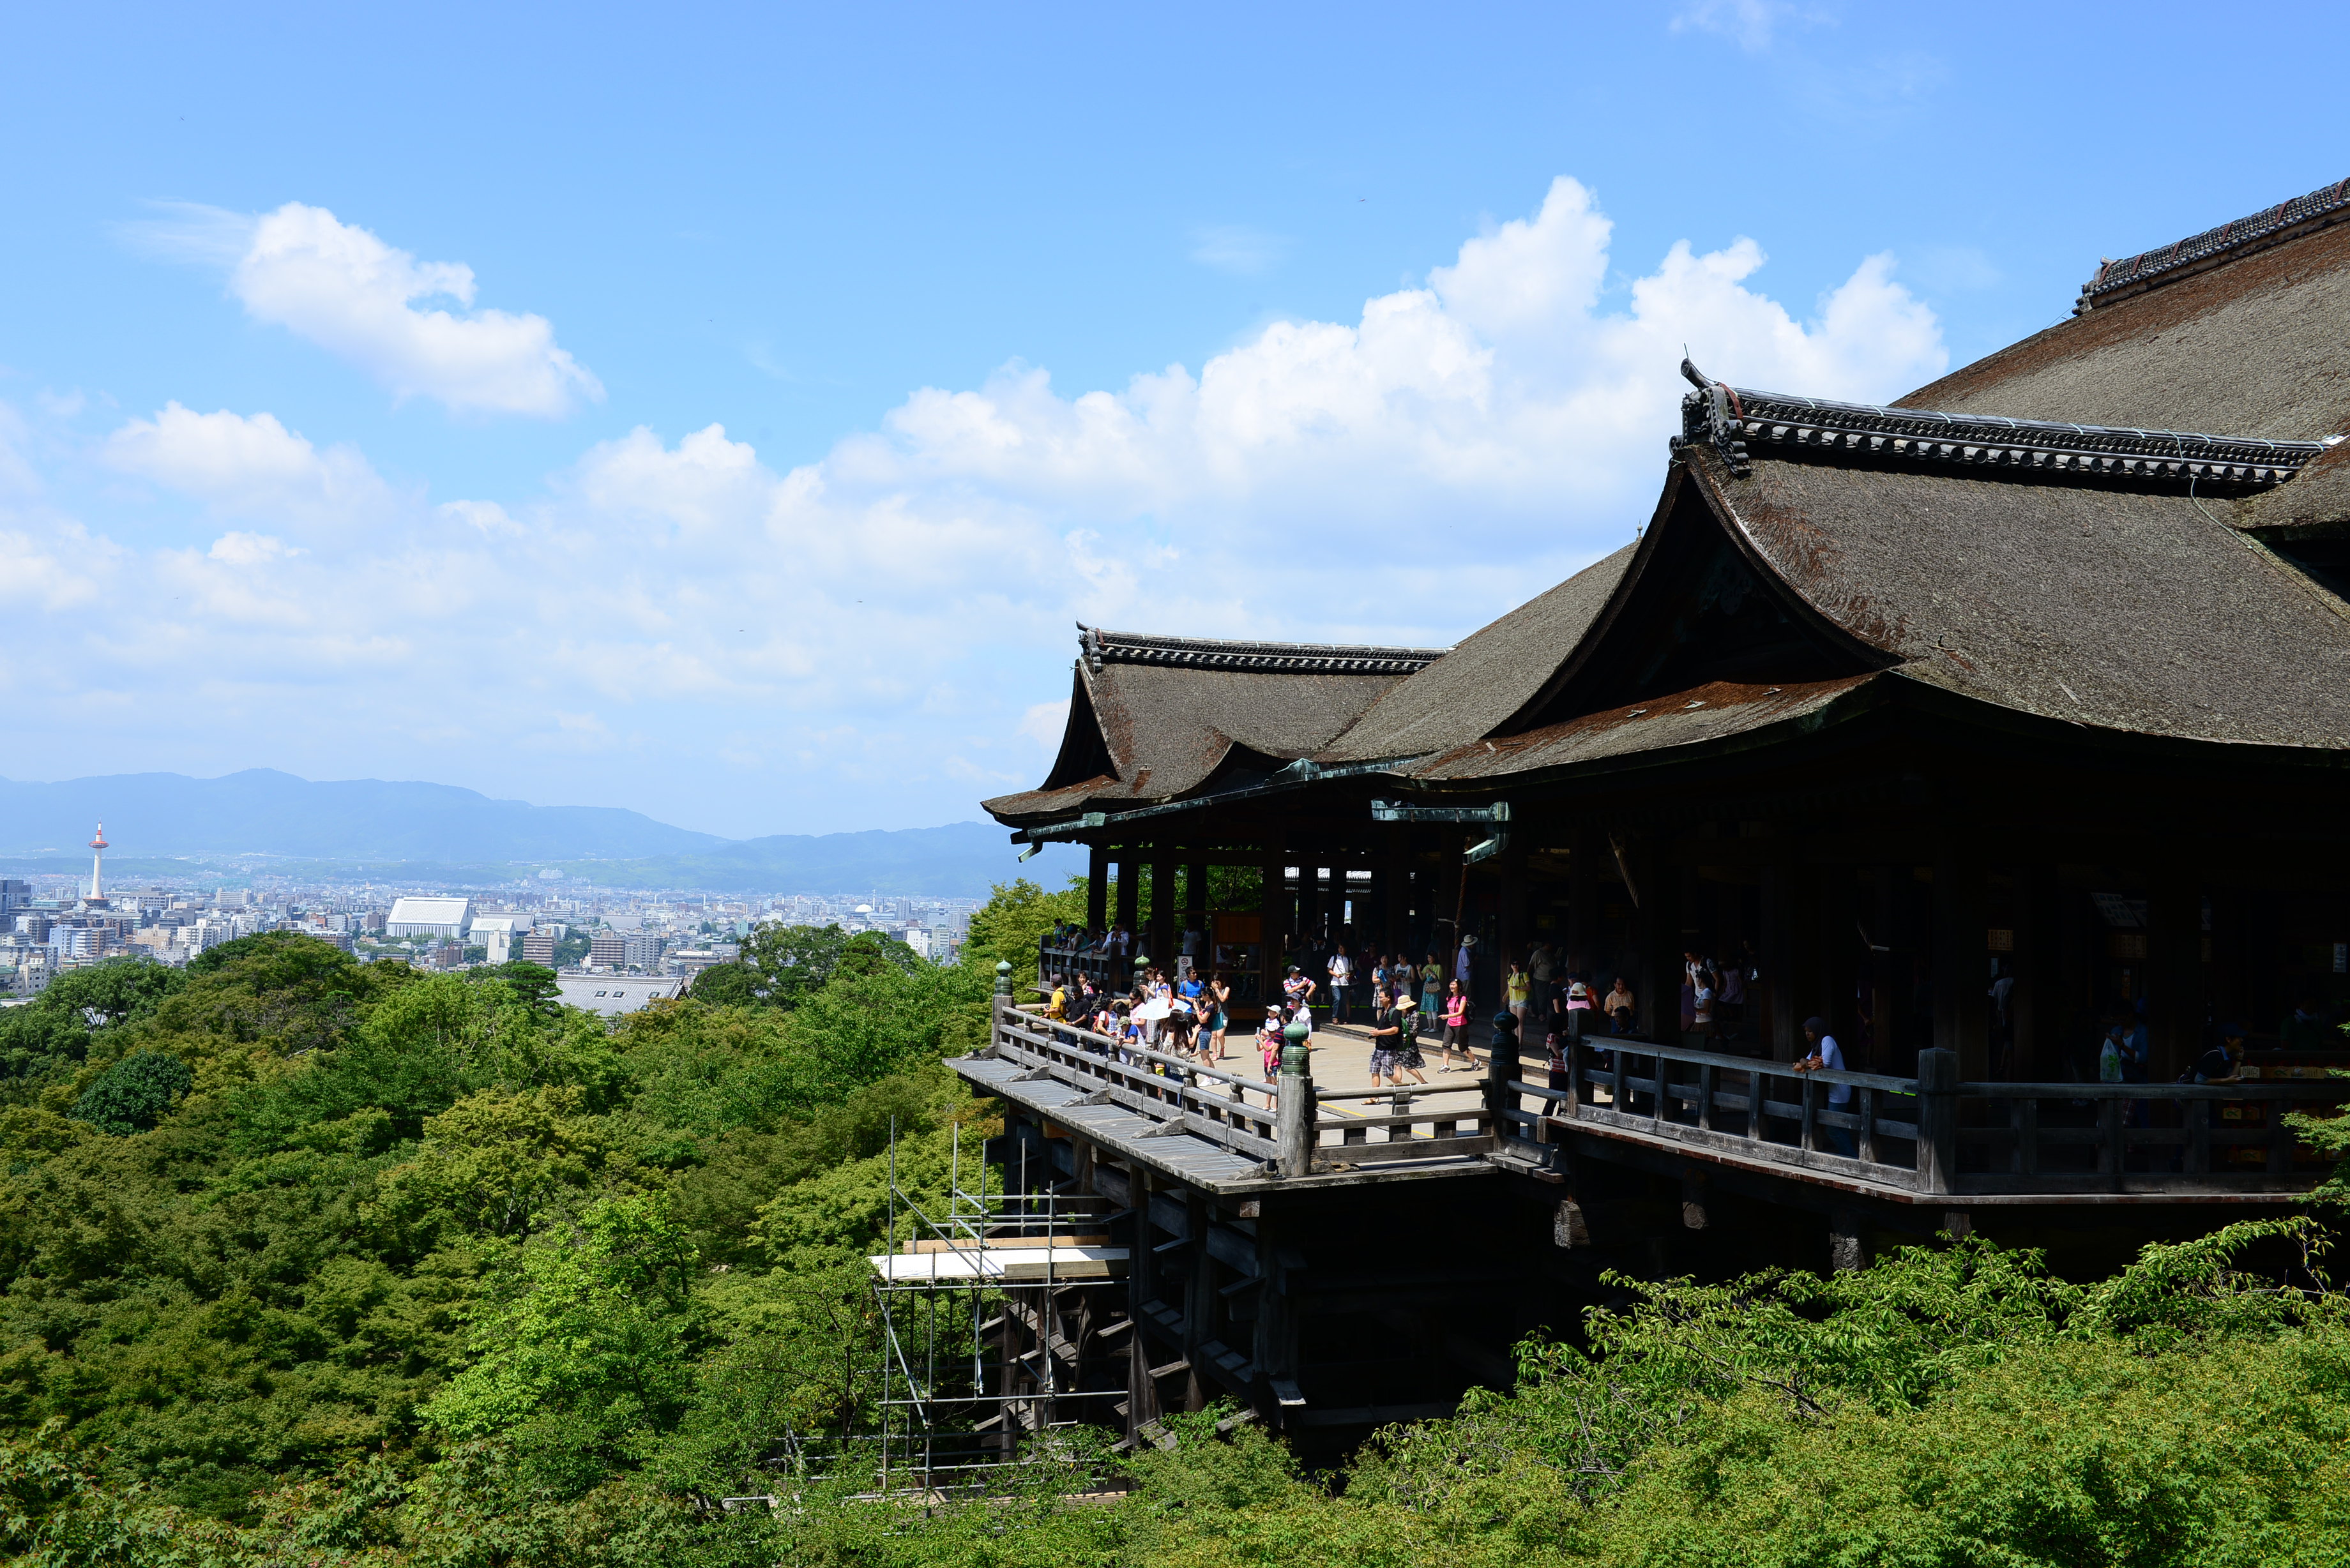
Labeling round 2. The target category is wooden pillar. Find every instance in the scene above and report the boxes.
[1933,844,1990,1081]
[1259,849,1287,1007]
[2208,887,2248,1039]
[1251,1203,1300,1421]
[1436,830,1464,982]
[1114,847,1139,942]
[1762,855,1814,1064]
[1384,836,1411,961]
[1148,848,1174,969]
[1868,865,1907,1077]
[1566,827,1598,981]
[1183,1193,1213,1412]
[1297,858,1321,951]
[2015,866,2061,1080]
[1819,864,1860,1055]
[1637,835,1679,1042]
[1087,844,1109,934]
[1496,840,1528,1007]
[2146,881,2201,1083]
[1184,860,1203,969]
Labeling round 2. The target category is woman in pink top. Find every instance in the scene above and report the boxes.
[1440,979,1477,1071]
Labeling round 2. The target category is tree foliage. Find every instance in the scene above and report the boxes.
[689,923,921,1011]
[1,892,2346,1564]
[69,1050,192,1135]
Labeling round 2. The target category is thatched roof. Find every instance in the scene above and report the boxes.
[985,176,2350,834]
[980,628,1442,827]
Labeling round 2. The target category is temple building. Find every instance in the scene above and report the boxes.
[987,176,2350,1086]
[941,177,2350,1450]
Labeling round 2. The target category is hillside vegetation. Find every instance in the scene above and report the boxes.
[1,879,2345,1566]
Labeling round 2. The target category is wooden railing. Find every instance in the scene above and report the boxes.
[988,1002,2342,1198]
[987,1002,1493,1176]
[993,1005,1282,1165]
[1311,1076,1495,1163]
[1034,940,1126,992]
[1490,1031,2346,1196]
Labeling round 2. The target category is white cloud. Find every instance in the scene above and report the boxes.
[1671,1,1830,51]
[135,202,602,417]
[104,403,397,531]
[1190,225,1291,275]
[22,174,1943,834]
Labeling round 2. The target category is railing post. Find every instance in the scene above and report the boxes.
[1916,1048,1959,1194]
[1746,1066,1765,1144]
[2097,1096,2123,1176]
[1697,1060,1717,1132]
[1800,1076,1819,1154]
[2185,1096,2210,1175]
[1277,1018,1315,1178]
[994,960,1013,1049]
[1858,1086,1879,1165]
[1485,1011,1520,1146]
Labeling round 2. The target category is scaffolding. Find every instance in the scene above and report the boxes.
[861,1120,1133,1498]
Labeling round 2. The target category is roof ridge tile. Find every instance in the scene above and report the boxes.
[1673,360,2328,488]
[1077,624,1448,677]
[2077,176,2350,312]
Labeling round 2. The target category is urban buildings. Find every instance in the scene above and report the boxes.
[0,851,983,999]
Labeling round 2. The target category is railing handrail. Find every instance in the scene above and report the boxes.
[1595,1036,1918,1094]
[997,1007,1266,1094]
[1311,1077,1483,1104]
[1957,1080,2346,1100]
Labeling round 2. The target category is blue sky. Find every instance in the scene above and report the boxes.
[3,1,2343,838]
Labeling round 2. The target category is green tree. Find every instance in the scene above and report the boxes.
[68,1052,192,1136]
[961,876,1086,993]
[0,958,184,1081]
[691,924,920,1012]
[425,1194,702,1495]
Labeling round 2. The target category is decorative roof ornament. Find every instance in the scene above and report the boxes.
[1077,626,1446,677]
[1676,368,2324,490]
[1672,359,1752,477]
[2077,176,2350,312]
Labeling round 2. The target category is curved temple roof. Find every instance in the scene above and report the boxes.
[987,174,2350,838]
[1674,364,2326,488]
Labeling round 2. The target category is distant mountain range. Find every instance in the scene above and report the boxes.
[0,770,1079,896]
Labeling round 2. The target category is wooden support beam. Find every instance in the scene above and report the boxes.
[1870,864,1909,1078]
[1820,866,1860,1066]
[1088,844,1109,934]
[1185,858,1208,966]
[1259,848,1287,1007]
[2146,881,2201,1085]
[1566,826,1597,982]
[1149,849,1174,970]
[1933,844,1990,1082]
[1637,834,1680,1044]
[1496,837,1528,1011]
[1114,847,1140,947]
[1761,857,1809,1064]
[1828,1208,1865,1272]
[2014,866,2060,1082]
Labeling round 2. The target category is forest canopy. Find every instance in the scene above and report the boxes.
[0,891,2345,1567]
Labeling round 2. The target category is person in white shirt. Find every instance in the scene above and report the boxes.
[1796,1015,1856,1157]
[1326,944,1354,1025]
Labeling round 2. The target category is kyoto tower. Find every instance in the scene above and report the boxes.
[86,822,109,907]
